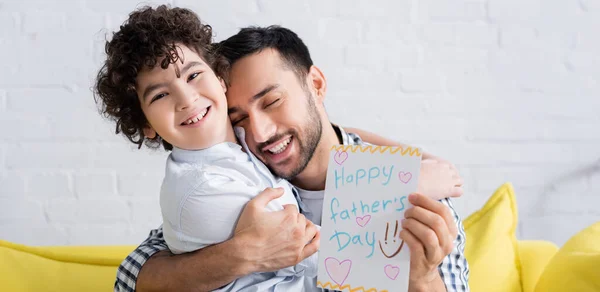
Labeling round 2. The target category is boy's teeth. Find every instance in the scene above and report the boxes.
[183,108,209,125]
[268,137,291,154]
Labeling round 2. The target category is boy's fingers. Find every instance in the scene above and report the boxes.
[455,177,464,186]
[451,186,464,197]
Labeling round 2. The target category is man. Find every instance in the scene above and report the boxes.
[116,26,469,292]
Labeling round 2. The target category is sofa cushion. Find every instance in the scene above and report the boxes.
[534,222,600,292]
[517,240,558,292]
[0,239,132,292]
[464,182,523,292]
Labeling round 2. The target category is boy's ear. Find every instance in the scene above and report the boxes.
[143,126,157,139]
[219,77,227,93]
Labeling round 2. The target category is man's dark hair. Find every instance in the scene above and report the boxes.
[94,5,215,151]
[215,26,314,85]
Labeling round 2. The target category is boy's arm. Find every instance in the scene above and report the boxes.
[118,188,319,292]
[345,127,464,199]
[344,127,439,160]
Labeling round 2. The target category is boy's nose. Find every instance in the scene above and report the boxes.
[176,90,199,112]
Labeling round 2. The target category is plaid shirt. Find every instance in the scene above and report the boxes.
[115,125,470,292]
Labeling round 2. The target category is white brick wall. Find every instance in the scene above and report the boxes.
[0,0,598,247]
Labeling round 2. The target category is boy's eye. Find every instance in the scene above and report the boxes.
[187,72,201,82]
[151,93,168,103]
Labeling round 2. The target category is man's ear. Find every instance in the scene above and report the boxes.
[143,126,157,139]
[307,65,327,103]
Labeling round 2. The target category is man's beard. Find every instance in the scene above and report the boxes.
[257,94,322,180]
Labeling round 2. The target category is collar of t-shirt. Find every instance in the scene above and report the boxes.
[170,142,243,164]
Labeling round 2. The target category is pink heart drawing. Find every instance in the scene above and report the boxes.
[384,264,400,280]
[398,171,412,184]
[355,215,371,227]
[334,151,348,165]
[325,257,352,286]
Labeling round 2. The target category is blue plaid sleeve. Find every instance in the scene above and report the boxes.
[114,227,168,292]
[439,198,470,292]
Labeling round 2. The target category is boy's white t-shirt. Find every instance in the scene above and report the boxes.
[160,142,298,253]
[160,128,320,291]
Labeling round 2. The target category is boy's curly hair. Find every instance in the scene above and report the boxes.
[94,5,216,150]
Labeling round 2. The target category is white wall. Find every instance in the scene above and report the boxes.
[0,0,598,247]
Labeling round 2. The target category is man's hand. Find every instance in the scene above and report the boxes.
[401,193,459,291]
[234,187,320,273]
[417,159,464,200]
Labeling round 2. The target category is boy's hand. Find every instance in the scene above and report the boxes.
[417,159,464,200]
[233,187,320,273]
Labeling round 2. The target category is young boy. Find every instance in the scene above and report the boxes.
[94,5,318,291]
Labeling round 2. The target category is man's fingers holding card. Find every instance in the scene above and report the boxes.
[403,206,451,261]
[409,194,452,225]
[399,228,424,256]
[407,194,457,246]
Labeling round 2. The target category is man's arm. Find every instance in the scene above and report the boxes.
[115,226,246,292]
[136,238,251,292]
[116,188,319,292]
[115,228,168,291]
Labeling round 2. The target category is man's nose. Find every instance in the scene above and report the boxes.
[249,112,276,144]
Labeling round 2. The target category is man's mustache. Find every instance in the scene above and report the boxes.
[256,131,296,152]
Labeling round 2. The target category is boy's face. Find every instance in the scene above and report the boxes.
[136,44,229,150]
[226,48,325,180]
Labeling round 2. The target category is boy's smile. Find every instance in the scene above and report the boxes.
[180,106,210,126]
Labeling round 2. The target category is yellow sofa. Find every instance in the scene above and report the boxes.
[0,183,598,292]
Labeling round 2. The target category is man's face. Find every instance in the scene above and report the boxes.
[226,49,322,179]
[136,44,229,150]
